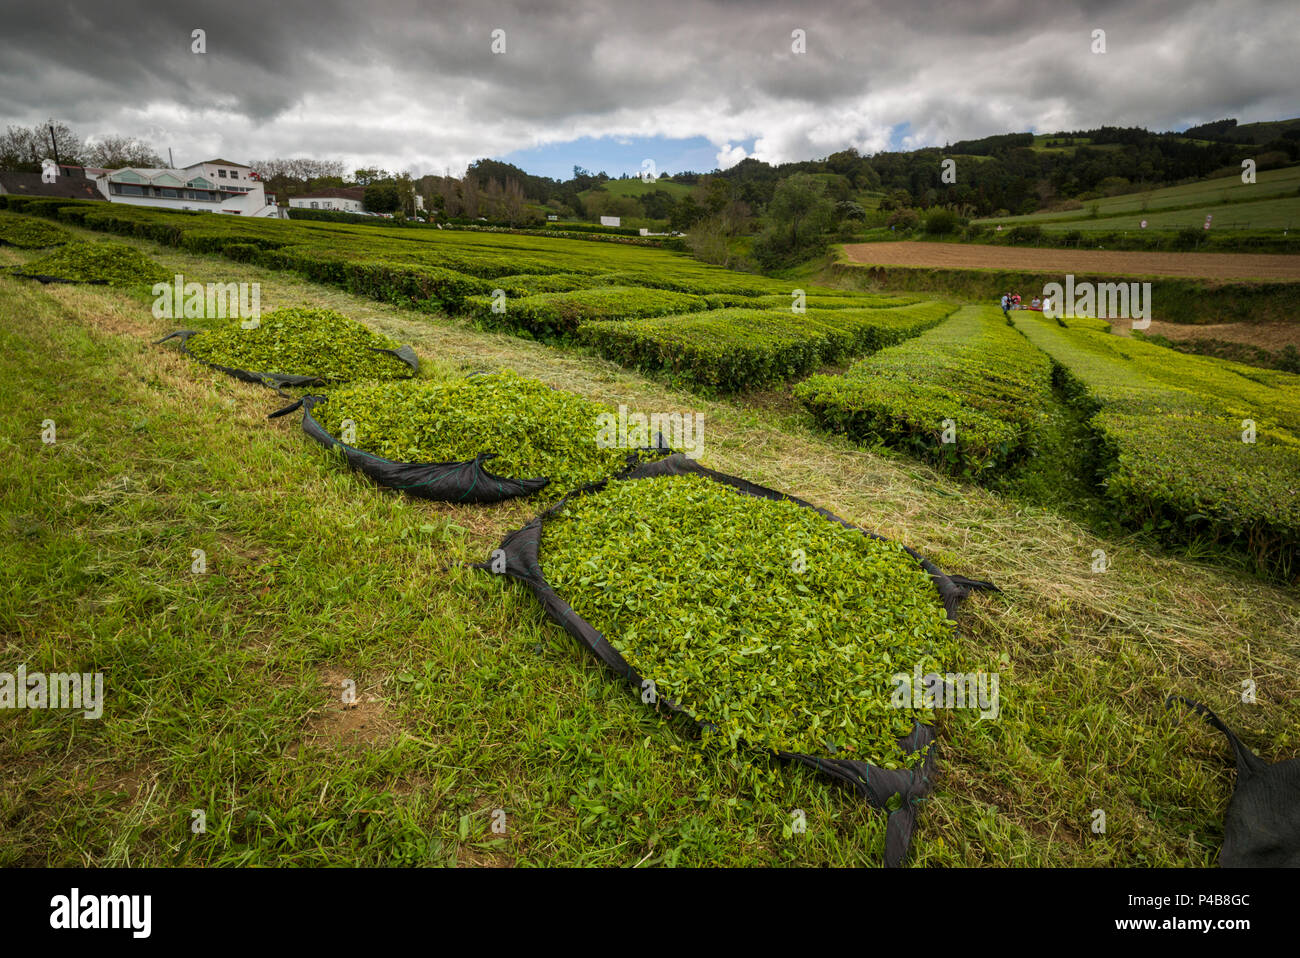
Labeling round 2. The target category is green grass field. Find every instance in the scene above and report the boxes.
[2,210,1298,868]
[581,178,697,202]
[976,165,1300,230]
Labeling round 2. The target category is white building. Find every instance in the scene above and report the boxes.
[96,158,280,216]
[289,187,366,213]
[599,215,621,227]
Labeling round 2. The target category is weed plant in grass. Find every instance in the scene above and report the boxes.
[540,473,958,766]
[18,240,169,287]
[314,371,635,490]
[186,306,414,383]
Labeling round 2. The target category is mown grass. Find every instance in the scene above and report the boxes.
[2,230,1298,868]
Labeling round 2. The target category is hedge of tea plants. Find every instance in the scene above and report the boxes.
[580,301,957,392]
[796,305,1054,478]
[0,200,958,391]
[313,371,636,491]
[541,473,959,764]
[1012,311,1300,575]
[463,286,710,337]
[185,306,415,383]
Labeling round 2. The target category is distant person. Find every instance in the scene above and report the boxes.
[1012,293,1022,309]
[1000,293,1010,318]
[1030,296,1042,310]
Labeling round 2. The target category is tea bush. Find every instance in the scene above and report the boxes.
[1012,312,1300,575]
[463,286,709,337]
[797,305,1054,477]
[582,302,955,392]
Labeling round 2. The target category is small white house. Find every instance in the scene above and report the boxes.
[599,215,621,227]
[289,188,366,213]
[96,158,278,216]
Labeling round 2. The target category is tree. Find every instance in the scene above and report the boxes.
[84,135,163,169]
[669,195,704,232]
[461,175,480,218]
[0,121,82,172]
[766,173,833,249]
[502,178,526,225]
[363,181,400,213]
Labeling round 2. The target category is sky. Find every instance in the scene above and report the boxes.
[1,0,1297,180]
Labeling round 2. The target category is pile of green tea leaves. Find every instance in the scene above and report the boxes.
[540,473,959,766]
[315,371,634,489]
[187,307,413,382]
[19,240,168,286]
[0,211,70,248]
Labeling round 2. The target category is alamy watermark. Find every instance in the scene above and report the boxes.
[1,666,103,719]
[596,404,704,459]
[152,274,261,327]
[1042,274,1152,330]
[891,664,999,719]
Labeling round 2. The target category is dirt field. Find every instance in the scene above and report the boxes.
[1109,318,1300,349]
[841,241,1300,281]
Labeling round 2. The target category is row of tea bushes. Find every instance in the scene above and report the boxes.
[580,301,957,392]
[1012,311,1300,576]
[462,286,710,337]
[796,306,1054,478]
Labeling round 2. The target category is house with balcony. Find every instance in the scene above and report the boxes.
[95,158,281,216]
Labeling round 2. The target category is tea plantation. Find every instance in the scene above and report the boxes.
[2,198,1298,869]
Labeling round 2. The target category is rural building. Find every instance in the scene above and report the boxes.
[289,187,366,213]
[0,166,106,201]
[599,215,621,227]
[94,158,281,216]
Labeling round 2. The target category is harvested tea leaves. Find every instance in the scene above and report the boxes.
[18,240,169,286]
[314,371,636,490]
[0,211,71,249]
[540,473,958,765]
[185,306,414,383]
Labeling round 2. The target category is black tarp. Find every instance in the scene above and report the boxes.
[477,452,998,866]
[1167,695,1300,867]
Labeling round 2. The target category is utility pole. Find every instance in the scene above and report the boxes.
[168,148,175,169]
[48,120,61,167]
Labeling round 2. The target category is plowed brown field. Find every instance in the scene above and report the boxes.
[840,242,1300,281]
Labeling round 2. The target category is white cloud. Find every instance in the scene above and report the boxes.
[0,0,1296,175]
[715,143,748,168]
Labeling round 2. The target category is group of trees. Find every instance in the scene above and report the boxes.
[0,122,164,172]
[8,115,1295,265]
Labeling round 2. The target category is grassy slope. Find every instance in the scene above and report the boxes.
[975,166,1300,229]
[2,231,1298,868]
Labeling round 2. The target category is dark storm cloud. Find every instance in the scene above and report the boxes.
[0,0,1295,173]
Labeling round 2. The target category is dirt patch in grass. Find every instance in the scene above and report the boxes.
[289,667,394,755]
